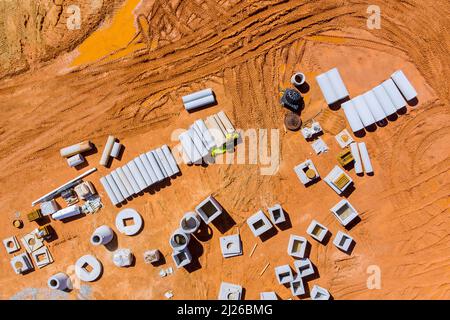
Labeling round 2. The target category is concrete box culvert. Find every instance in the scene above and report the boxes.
[90,225,114,246]
[169,229,190,251]
[180,212,200,234]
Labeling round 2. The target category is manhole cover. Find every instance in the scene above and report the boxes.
[284,112,302,131]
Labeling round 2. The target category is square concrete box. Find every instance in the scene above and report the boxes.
[294,258,315,278]
[172,249,192,268]
[3,236,20,254]
[220,234,242,258]
[10,252,33,274]
[247,210,273,237]
[333,231,354,253]
[330,199,359,226]
[274,264,294,285]
[310,285,331,300]
[290,275,306,296]
[268,204,286,225]
[31,246,54,269]
[287,235,308,258]
[294,160,320,186]
[307,220,329,243]
[324,165,353,195]
[260,292,278,300]
[195,195,223,224]
[21,230,44,253]
[144,249,161,264]
[218,282,243,300]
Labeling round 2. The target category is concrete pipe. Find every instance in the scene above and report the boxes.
[111,170,130,199]
[116,167,135,196]
[194,120,216,150]
[184,95,216,111]
[358,142,373,174]
[353,95,376,128]
[350,142,363,174]
[162,145,180,176]
[363,90,386,122]
[373,85,397,116]
[180,212,201,234]
[134,157,153,187]
[105,174,125,203]
[382,79,406,110]
[391,70,417,101]
[146,151,165,182]
[316,73,337,105]
[127,161,147,191]
[155,148,174,177]
[100,135,116,166]
[140,153,158,183]
[187,128,209,158]
[326,68,349,100]
[182,88,213,104]
[122,164,140,194]
[52,205,81,220]
[169,229,191,251]
[291,72,306,87]
[90,225,114,246]
[179,131,203,164]
[100,176,119,205]
[60,141,92,158]
[110,142,122,158]
[341,100,364,133]
[48,272,72,291]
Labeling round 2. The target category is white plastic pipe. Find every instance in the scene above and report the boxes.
[127,161,147,191]
[382,79,406,110]
[48,273,71,291]
[327,68,349,100]
[391,70,417,101]
[60,141,92,158]
[162,145,180,175]
[151,150,168,177]
[122,165,140,194]
[187,128,209,157]
[358,142,373,174]
[111,170,130,199]
[90,225,114,246]
[156,148,174,177]
[350,142,363,174]
[179,131,203,163]
[146,151,165,182]
[100,135,115,166]
[134,157,153,187]
[373,85,397,116]
[363,90,386,122]
[341,100,364,132]
[182,88,213,104]
[52,205,81,220]
[140,154,158,183]
[110,142,122,158]
[105,174,125,203]
[194,120,216,150]
[353,95,376,127]
[100,176,119,205]
[116,167,135,196]
[316,73,338,105]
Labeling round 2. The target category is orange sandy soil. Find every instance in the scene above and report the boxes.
[0,0,449,300]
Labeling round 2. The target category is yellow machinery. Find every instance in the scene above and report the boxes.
[337,149,354,167]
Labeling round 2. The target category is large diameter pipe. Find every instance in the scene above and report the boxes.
[182,88,213,104]
[363,90,386,122]
[162,145,180,176]
[353,95,376,127]
[146,151,165,182]
[204,116,226,147]
[391,70,417,101]
[187,128,209,158]
[105,174,125,203]
[122,165,140,194]
[156,148,174,177]
[100,176,119,205]
[48,273,72,291]
[179,131,203,163]
[350,142,363,174]
[326,68,349,100]
[316,73,337,105]
[90,225,114,246]
[382,79,406,110]
[134,157,153,187]
[151,150,168,178]
[60,141,93,158]
[217,111,235,134]
[341,100,364,133]
[52,205,81,220]
[127,161,147,191]
[358,142,373,174]
[116,167,135,196]
[111,170,130,199]
[194,120,216,150]
[184,95,216,111]
[99,135,116,166]
[373,85,397,116]
[139,154,158,183]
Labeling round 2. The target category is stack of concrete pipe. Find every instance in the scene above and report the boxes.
[315,68,350,105]
[179,110,236,164]
[182,88,216,111]
[341,69,418,133]
[100,144,180,206]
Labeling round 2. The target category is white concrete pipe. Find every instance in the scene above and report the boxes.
[204,116,227,147]
[110,142,122,158]
[105,174,125,203]
[155,148,174,177]
[182,88,213,104]
[184,95,216,111]
[180,212,201,234]
[350,142,363,174]
[291,72,306,86]
[111,170,130,199]
[382,79,406,110]
[342,100,364,133]
[134,157,153,187]
[363,90,386,122]
[48,272,72,291]
[217,111,235,134]
[373,85,397,116]
[100,176,119,205]
[358,142,373,174]
[140,154,158,183]
[116,167,135,196]
[353,95,376,127]
[122,165,140,194]
[327,68,349,100]
[194,120,216,150]
[60,141,92,158]
[100,135,116,166]
[391,70,417,101]
[162,145,180,176]
[316,73,338,105]
[52,205,81,220]
[187,128,209,157]
[151,150,168,177]
[169,229,191,251]
[91,225,114,246]
[146,151,165,182]
[179,131,203,163]
[67,154,85,167]
[127,161,147,191]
